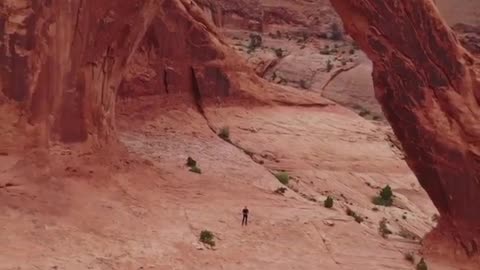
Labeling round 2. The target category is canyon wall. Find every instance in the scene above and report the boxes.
[1,0,160,152]
[2,0,480,260]
[330,0,480,256]
[0,0,260,156]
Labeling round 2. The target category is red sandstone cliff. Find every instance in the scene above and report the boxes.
[2,0,480,263]
[330,0,480,257]
[0,0,265,155]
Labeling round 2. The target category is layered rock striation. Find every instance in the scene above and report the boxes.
[0,0,260,154]
[330,0,480,257]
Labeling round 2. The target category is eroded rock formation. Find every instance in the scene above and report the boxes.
[0,0,263,156]
[1,0,161,151]
[330,0,480,256]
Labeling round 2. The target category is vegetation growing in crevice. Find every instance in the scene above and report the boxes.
[372,185,393,206]
[416,258,428,270]
[404,252,415,264]
[218,126,231,142]
[275,172,290,185]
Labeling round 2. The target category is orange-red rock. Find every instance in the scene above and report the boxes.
[0,0,265,154]
[330,0,480,257]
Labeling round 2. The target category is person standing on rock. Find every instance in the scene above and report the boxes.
[242,206,249,226]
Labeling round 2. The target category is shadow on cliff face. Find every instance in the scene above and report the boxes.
[330,0,480,262]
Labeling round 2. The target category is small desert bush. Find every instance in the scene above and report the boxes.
[416,258,428,270]
[274,48,284,58]
[186,156,197,167]
[330,23,343,40]
[275,172,290,185]
[346,208,364,223]
[274,187,287,195]
[324,196,334,208]
[248,33,263,53]
[199,230,215,247]
[404,252,415,264]
[372,185,393,206]
[190,166,202,174]
[218,126,230,141]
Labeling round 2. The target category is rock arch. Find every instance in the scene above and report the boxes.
[330,0,480,257]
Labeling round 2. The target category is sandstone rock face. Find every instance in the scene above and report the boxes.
[330,0,480,257]
[0,0,159,150]
[197,0,341,35]
[0,0,260,155]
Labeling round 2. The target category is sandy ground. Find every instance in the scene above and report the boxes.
[0,94,475,270]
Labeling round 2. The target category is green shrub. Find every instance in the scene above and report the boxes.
[324,196,334,208]
[373,185,393,206]
[190,166,202,174]
[416,258,428,270]
[186,157,197,167]
[380,185,393,201]
[218,127,230,141]
[275,172,289,185]
[379,218,392,238]
[200,230,215,247]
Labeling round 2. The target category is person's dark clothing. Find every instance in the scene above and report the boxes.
[242,208,249,226]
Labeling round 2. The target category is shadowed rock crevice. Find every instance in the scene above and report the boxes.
[330,0,480,258]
